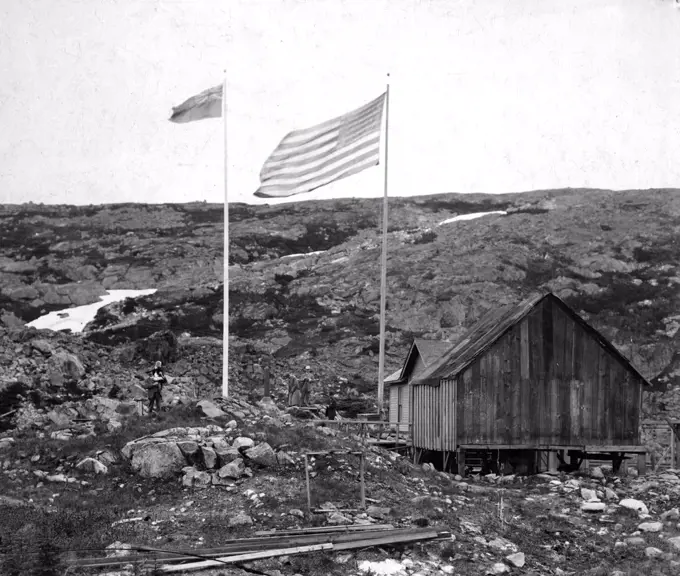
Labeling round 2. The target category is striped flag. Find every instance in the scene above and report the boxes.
[255,93,386,198]
[169,84,222,123]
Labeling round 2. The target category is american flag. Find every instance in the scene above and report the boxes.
[169,84,386,198]
[255,93,386,198]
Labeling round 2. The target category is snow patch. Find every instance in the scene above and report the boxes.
[358,558,407,575]
[26,289,157,333]
[438,210,507,226]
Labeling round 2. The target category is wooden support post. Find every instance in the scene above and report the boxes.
[457,448,466,477]
[396,423,400,447]
[442,452,451,473]
[263,367,270,398]
[671,427,676,469]
[636,452,646,476]
[548,450,558,472]
[359,452,366,510]
[304,454,312,512]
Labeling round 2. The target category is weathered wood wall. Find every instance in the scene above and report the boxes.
[413,298,643,450]
[389,354,426,431]
[412,374,456,450]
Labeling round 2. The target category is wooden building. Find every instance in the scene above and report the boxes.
[386,339,451,430]
[411,292,650,475]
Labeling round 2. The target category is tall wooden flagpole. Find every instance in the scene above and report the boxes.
[223,74,229,399]
[377,75,390,415]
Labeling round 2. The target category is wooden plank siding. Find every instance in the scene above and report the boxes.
[413,296,644,451]
[412,378,456,450]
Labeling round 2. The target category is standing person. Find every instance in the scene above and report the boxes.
[146,361,166,415]
[325,397,337,421]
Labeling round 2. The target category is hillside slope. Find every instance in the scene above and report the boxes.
[1,188,679,411]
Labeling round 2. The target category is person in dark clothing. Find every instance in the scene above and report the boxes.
[146,361,166,414]
[325,398,337,421]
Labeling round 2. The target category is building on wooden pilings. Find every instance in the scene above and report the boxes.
[410,292,651,475]
[386,339,452,431]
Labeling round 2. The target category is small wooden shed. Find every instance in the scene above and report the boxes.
[411,292,650,475]
[386,339,452,431]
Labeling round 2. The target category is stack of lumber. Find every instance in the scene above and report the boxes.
[63,524,451,574]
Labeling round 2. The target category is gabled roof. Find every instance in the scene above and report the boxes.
[414,338,453,367]
[387,338,453,386]
[413,291,651,387]
[384,368,403,384]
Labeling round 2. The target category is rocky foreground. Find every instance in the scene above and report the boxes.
[2,392,680,576]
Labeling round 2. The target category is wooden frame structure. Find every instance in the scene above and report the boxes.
[313,419,412,449]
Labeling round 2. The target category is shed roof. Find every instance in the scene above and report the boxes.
[386,338,453,386]
[412,291,651,387]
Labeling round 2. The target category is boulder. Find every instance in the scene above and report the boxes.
[46,409,73,429]
[232,436,255,450]
[96,450,118,466]
[49,352,86,381]
[31,339,55,356]
[366,505,392,520]
[637,521,663,533]
[217,458,246,479]
[130,442,186,479]
[589,466,605,479]
[580,488,598,501]
[619,498,649,515]
[114,401,139,417]
[216,446,241,467]
[177,441,201,464]
[76,457,108,475]
[604,487,619,501]
[505,552,525,568]
[201,446,217,469]
[182,467,212,488]
[581,502,606,513]
[257,397,280,415]
[196,400,227,419]
[244,442,277,467]
[668,536,680,551]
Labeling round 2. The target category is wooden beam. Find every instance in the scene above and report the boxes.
[332,529,445,551]
[254,524,394,536]
[157,544,334,573]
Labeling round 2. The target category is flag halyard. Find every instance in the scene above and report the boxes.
[254,93,386,198]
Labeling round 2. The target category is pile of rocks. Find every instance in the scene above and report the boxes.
[120,425,294,488]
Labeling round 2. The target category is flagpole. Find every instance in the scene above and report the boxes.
[222,74,229,399]
[377,75,390,417]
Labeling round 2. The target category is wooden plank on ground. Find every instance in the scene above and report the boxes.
[65,527,403,568]
[158,544,334,573]
[332,529,442,550]
[254,524,394,536]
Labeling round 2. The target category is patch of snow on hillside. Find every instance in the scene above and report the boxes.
[438,210,507,226]
[27,289,157,333]
[281,250,326,259]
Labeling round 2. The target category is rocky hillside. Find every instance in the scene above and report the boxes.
[1,188,679,413]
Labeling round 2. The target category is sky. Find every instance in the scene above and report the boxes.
[1,0,679,206]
